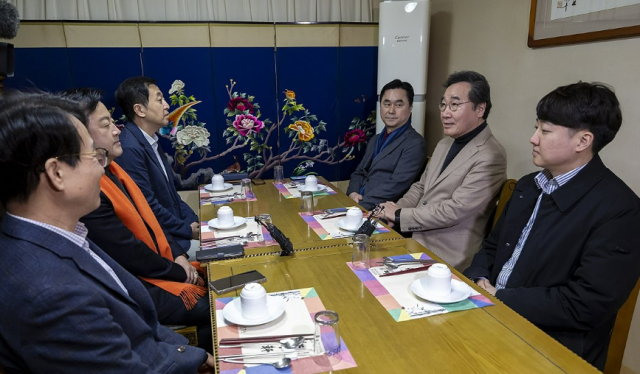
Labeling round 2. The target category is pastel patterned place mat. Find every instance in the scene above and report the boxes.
[200,217,276,249]
[215,288,357,374]
[347,253,494,322]
[299,208,390,240]
[200,185,258,205]
[274,183,337,199]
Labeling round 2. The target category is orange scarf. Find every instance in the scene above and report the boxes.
[100,161,206,310]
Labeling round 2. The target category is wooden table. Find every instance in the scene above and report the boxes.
[199,178,403,258]
[207,243,599,373]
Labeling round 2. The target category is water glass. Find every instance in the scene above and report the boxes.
[240,178,253,199]
[300,190,315,213]
[351,234,370,270]
[314,310,340,358]
[257,213,272,243]
[273,165,284,184]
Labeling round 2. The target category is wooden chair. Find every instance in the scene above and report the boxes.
[492,179,517,229]
[604,276,640,374]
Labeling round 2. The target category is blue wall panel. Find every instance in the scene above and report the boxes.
[6,48,73,92]
[337,46,379,181]
[275,47,341,181]
[4,43,379,188]
[66,48,143,112]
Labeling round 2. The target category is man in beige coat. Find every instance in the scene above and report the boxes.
[381,71,507,271]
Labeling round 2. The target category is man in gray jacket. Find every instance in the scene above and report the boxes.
[347,79,428,210]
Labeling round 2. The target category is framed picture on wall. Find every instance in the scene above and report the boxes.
[528,0,640,47]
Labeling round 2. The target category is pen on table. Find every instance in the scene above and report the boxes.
[321,213,347,220]
[378,264,434,277]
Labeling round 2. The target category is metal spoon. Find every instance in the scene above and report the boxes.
[219,336,306,350]
[220,357,291,369]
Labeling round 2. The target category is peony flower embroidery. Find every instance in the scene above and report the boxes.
[176,125,210,147]
[233,114,264,136]
[344,129,367,147]
[169,80,185,94]
[227,97,254,114]
[288,121,314,142]
[285,90,296,100]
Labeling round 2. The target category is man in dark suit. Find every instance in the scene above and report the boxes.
[464,82,640,370]
[115,77,199,253]
[0,92,214,373]
[346,79,428,210]
[60,88,211,351]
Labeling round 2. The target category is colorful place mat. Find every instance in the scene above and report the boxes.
[299,208,390,240]
[275,182,337,199]
[215,288,357,374]
[348,253,494,322]
[200,217,276,249]
[200,184,257,205]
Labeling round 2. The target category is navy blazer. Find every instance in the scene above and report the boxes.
[117,122,198,252]
[0,214,207,373]
[346,125,427,210]
[464,156,640,370]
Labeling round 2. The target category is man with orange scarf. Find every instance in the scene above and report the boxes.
[60,88,211,351]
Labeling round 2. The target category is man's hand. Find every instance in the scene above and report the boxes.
[349,192,363,204]
[191,221,200,240]
[476,278,497,296]
[175,255,198,285]
[198,353,216,373]
[379,201,398,222]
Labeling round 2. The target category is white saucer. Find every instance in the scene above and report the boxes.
[204,183,234,192]
[336,218,365,232]
[411,279,471,304]
[222,295,286,326]
[297,184,327,192]
[208,217,247,230]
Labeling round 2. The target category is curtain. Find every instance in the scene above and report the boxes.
[9,0,378,22]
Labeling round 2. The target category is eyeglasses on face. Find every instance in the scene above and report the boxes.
[56,148,109,168]
[438,101,471,112]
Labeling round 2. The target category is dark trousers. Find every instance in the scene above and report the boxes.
[142,280,213,353]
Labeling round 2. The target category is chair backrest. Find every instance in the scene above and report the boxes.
[492,179,517,229]
[604,276,640,374]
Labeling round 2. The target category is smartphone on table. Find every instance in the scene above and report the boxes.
[209,270,266,295]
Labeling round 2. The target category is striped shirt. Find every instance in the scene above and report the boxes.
[8,213,129,295]
[495,164,587,290]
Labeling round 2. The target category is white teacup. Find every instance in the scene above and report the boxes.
[420,263,452,296]
[217,206,234,227]
[211,174,225,190]
[345,207,364,230]
[304,175,318,191]
[240,283,268,320]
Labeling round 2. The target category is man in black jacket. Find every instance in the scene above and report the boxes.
[60,88,211,352]
[464,82,640,370]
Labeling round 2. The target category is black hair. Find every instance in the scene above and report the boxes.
[380,79,415,106]
[536,82,621,154]
[443,71,492,120]
[58,87,104,123]
[0,92,86,205]
[115,76,157,122]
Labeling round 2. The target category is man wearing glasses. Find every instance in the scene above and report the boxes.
[59,88,211,352]
[0,92,214,372]
[381,71,507,271]
[347,79,428,210]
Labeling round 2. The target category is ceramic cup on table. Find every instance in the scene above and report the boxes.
[420,263,452,296]
[345,207,364,230]
[211,174,225,190]
[305,175,318,191]
[216,206,235,228]
[240,283,268,319]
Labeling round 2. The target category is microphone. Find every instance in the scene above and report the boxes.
[0,0,19,40]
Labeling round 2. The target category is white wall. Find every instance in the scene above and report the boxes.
[424,0,640,372]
